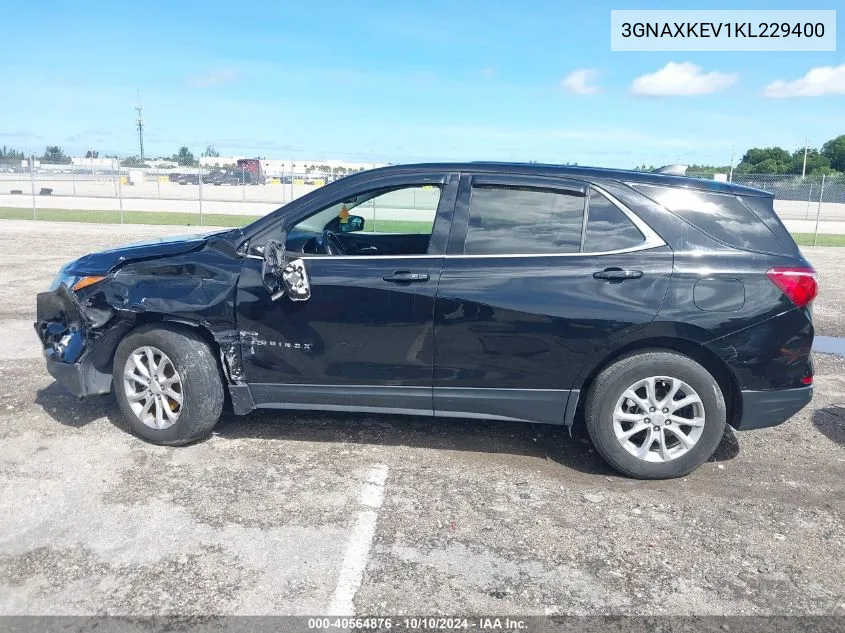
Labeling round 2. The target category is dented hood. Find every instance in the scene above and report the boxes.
[66,230,229,275]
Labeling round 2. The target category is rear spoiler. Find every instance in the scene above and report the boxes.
[653,164,688,176]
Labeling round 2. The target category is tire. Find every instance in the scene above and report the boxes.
[584,350,726,479]
[113,324,224,446]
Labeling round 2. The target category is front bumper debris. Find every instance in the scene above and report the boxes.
[36,284,87,363]
[43,356,112,397]
[35,284,115,397]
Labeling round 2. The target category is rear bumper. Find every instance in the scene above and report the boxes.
[736,386,813,430]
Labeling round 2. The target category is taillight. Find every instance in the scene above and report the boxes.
[766,267,818,308]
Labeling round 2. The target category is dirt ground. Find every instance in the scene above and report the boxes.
[0,220,843,616]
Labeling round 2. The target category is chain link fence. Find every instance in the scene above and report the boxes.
[1,158,843,239]
[0,158,358,226]
[688,171,845,217]
[687,171,845,243]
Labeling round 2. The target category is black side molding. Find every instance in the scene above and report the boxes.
[249,383,434,416]
[433,387,570,425]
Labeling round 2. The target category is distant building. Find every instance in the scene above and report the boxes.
[71,157,116,169]
[148,159,179,168]
[198,156,386,175]
[70,157,179,169]
[66,155,387,174]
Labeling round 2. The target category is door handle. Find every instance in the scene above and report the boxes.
[593,268,643,280]
[383,271,430,283]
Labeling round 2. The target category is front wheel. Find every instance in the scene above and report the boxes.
[584,351,726,479]
[113,324,224,446]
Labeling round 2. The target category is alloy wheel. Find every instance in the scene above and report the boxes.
[612,376,705,463]
[123,346,183,429]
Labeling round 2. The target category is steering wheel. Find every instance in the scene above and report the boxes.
[319,230,348,255]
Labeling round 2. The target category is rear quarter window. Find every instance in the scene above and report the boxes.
[630,183,788,254]
[737,194,801,256]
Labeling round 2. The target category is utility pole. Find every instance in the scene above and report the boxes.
[135,89,145,162]
[802,137,809,179]
[728,146,735,182]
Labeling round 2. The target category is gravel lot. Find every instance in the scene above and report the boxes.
[0,220,843,616]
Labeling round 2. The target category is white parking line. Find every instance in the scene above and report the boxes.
[327,464,389,616]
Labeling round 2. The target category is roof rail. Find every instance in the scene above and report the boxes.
[653,164,688,176]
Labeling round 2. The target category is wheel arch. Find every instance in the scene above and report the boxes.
[569,336,742,430]
[111,314,228,445]
[113,313,232,390]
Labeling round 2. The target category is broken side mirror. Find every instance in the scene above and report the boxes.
[280,258,310,301]
[262,239,311,302]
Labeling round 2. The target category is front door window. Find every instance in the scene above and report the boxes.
[286,185,442,257]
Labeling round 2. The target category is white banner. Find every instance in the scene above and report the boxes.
[611,10,836,51]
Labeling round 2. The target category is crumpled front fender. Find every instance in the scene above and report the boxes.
[37,241,247,402]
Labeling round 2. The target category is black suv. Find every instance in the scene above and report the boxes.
[36,163,816,479]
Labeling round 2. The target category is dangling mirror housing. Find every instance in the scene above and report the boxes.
[262,239,311,302]
[280,258,311,301]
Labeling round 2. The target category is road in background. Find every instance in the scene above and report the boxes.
[1,178,844,234]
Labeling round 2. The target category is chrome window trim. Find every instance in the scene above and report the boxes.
[579,188,590,250]
[445,242,661,259]
[300,254,443,260]
[589,183,663,250]
[286,240,663,261]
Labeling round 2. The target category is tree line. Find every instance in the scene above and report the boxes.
[636,134,845,177]
[6,133,845,176]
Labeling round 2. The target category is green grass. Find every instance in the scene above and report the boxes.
[0,207,434,234]
[366,219,433,234]
[0,207,259,227]
[790,233,845,247]
[2,207,844,246]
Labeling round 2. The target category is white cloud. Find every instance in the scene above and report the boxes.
[763,65,845,98]
[187,69,237,89]
[631,62,737,97]
[562,69,600,95]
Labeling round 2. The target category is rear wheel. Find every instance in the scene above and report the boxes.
[584,351,726,479]
[113,325,224,446]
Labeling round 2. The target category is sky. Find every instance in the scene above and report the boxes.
[0,0,842,167]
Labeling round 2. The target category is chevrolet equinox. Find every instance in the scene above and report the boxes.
[36,163,817,479]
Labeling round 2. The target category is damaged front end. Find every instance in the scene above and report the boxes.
[36,227,310,409]
[35,282,124,397]
[35,228,251,403]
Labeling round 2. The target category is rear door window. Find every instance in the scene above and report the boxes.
[630,183,786,253]
[583,188,645,252]
[465,185,585,255]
